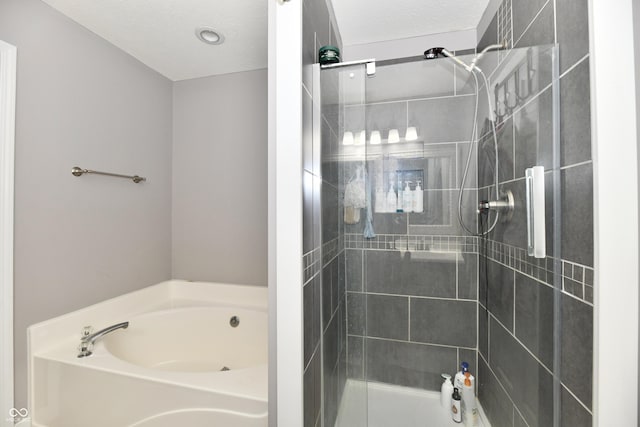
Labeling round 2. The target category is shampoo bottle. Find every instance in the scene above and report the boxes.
[403,181,413,212]
[461,373,479,427]
[440,373,453,409]
[452,388,462,423]
[396,180,404,212]
[414,180,424,213]
[454,362,470,392]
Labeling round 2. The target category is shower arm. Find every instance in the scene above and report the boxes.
[469,43,507,71]
[441,49,474,72]
[443,43,506,73]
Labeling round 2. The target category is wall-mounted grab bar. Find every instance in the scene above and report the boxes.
[71,166,146,184]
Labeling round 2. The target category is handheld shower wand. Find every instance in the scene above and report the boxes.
[424,43,512,236]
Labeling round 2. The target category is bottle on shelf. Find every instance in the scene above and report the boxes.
[414,180,424,213]
[385,182,397,213]
[396,179,404,213]
[403,181,413,212]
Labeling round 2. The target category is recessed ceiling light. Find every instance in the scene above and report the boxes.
[196,27,224,45]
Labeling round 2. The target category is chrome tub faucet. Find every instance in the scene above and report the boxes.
[77,321,129,358]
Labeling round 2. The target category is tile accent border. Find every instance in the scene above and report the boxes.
[344,233,593,305]
[480,237,594,305]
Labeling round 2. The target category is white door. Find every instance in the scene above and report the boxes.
[0,39,17,427]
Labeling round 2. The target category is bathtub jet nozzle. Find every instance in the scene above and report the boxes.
[77,321,129,358]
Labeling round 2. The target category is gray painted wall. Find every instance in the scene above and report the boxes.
[172,70,268,286]
[0,0,173,409]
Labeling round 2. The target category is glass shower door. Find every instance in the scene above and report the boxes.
[320,44,569,427]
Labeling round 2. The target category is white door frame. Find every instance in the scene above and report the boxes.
[267,0,304,425]
[0,39,16,427]
[589,0,639,425]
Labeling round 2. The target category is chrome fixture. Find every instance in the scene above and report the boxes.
[71,166,146,183]
[229,316,240,328]
[478,190,515,222]
[77,321,129,358]
[321,58,377,76]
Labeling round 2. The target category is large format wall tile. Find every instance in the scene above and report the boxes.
[346,249,363,291]
[561,384,592,427]
[458,253,478,300]
[514,86,553,176]
[480,259,515,331]
[366,294,409,340]
[410,298,477,347]
[561,163,593,267]
[366,250,457,298]
[556,0,590,74]
[514,1,554,48]
[560,59,591,166]
[408,96,475,144]
[489,317,553,427]
[478,356,514,427]
[514,273,555,369]
[366,338,458,391]
[561,293,593,409]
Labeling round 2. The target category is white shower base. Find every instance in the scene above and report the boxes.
[336,380,492,427]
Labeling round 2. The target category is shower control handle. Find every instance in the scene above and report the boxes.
[478,190,514,222]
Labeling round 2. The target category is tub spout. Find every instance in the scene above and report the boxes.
[78,321,129,358]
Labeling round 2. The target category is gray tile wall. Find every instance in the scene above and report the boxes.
[302,1,344,426]
[477,1,593,426]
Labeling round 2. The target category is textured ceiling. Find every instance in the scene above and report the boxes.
[331,0,490,46]
[40,0,267,81]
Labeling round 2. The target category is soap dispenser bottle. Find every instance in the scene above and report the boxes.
[403,181,413,212]
[386,182,397,213]
[414,180,424,213]
[396,179,404,213]
[440,373,453,409]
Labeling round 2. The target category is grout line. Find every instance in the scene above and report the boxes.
[350,291,477,303]
[559,159,593,171]
[513,0,552,49]
[561,381,594,415]
[559,53,590,79]
[489,311,555,375]
[351,334,478,352]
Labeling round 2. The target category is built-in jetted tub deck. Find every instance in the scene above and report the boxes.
[28,281,268,427]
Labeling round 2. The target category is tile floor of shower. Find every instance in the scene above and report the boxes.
[336,380,491,427]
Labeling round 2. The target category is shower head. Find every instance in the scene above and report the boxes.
[424,47,445,60]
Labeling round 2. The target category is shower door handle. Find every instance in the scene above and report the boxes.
[525,166,546,258]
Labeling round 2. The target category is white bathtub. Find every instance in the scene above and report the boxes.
[27,280,268,427]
